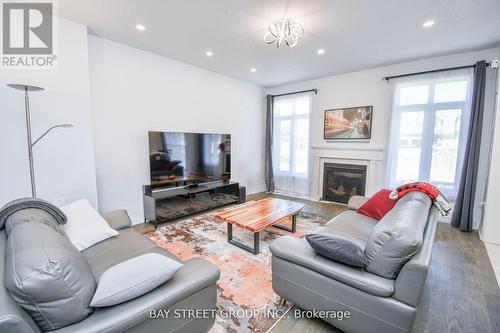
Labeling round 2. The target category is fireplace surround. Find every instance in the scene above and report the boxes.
[322,163,367,204]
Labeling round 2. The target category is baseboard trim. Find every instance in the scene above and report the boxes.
[246,184,267,195]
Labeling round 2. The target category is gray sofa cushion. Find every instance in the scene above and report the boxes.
[270,235,394,297]
[325,210,378,242]
[49,258,220,333]
[4,222,97,331]
[91,253,183,307]
[364,191,431,279]
[83,228,180,279]
[101,209,132,231]
[306,233,368,267]
[346,195,370,211]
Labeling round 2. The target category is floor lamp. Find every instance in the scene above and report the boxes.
[7,84,74,198]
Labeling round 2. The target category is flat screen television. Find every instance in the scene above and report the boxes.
[148,131,231,189]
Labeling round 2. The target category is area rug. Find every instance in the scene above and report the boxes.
[146,210,329,333]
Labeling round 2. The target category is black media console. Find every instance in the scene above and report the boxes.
[143,181,240,228]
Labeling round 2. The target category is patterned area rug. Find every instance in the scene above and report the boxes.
[146,209,329,333]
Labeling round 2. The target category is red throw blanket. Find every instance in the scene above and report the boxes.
[389,182,451,216]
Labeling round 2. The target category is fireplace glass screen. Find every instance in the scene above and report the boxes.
[322,163,367,204]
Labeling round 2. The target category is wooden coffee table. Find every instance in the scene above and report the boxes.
[214,198,305,254]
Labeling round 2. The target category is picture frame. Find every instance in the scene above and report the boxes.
[324,105,373,140]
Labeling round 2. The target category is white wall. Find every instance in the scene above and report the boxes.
[1,17,496,233]
[480,44,500,245]
[88,36,265,223]
[267,48,498,152]
[267,48,498,227]
[0,19,98,208]
[267,49,497,199]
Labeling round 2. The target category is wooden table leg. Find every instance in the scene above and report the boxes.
[227,223,260,254]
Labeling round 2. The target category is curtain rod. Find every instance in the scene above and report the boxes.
[382,62,491,81]
[271,88,318,97]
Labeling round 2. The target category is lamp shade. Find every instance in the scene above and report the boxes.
[6,84,44,92]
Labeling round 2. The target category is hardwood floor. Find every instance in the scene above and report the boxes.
[411,222,500,333]
[135,192,500,333]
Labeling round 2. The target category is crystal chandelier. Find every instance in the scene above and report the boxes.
[264,18,304,48]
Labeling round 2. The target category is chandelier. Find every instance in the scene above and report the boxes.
[264,18,304,48]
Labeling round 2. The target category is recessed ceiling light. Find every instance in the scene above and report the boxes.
[136,24,146,31]
[250,68,257,73]
[205,51,214,57]
[317,49,325,55]
[422,20,435,28]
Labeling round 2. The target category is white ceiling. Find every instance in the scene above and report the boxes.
[58,0,500,87]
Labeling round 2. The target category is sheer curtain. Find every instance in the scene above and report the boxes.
[164,132,186,163]
[272,93,312,197]
[386,68,474,200]
[201,134,222,176]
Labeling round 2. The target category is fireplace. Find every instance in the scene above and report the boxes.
[322,163,367,204]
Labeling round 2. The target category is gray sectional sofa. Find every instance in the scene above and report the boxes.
[0,208,220,333]
[270,191,438,333]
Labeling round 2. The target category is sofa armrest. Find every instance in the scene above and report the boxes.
[0,233,42,333]
[346,196,369,210]
[393,207,438,307]
[101,209,132,230]
[270,236,394,297]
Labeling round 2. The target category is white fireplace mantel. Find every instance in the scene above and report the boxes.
[310,146,385,202]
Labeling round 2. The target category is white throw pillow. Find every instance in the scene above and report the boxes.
[91,253,183,307]
[60,199,119,251]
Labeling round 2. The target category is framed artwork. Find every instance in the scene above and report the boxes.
[324,105,373,140]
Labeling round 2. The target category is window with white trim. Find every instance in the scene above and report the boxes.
[272,94,311,196]
[387,68,473,198]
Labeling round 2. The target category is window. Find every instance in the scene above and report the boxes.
[387,69,473,198]
[272,94,311,196]
[165,132,186,164]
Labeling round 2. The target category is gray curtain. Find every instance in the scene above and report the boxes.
[265,95,275,192]
[451,61,487,231]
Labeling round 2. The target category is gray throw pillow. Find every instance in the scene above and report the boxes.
[306,233,369,268]
[91,253,183,307]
